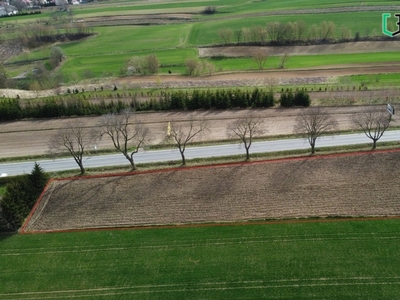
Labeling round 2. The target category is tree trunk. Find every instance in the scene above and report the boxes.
[78,162,85,175]
[180,151,186,165]
[372,139,377,149]
[311,140,316,154]
[245,146,250,161]
[127,154,137,171]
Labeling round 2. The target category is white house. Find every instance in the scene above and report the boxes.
[0,5,18,15]
[54,0,67,5]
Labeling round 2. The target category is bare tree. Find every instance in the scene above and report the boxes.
[340,25,352,40]
[146,54,159,74]
[255,25,267,43]
[185,58,201,76]
[308,24,318,41]
[10,0,27,11]
[294,20,307,40]
[168,117,208,165]
[49,120,96,175]
[278,52,290,69]
[234,29,242,43]
[218,28,233,44]
[97,109,150,171]
[242,27,251,42]
[284,22,295,42]
[267,21,287,43]
[252,50,268,69]
[295,107,338,154]
[49,46,64,69]
[354,106,392,149]
[202,60,216,76]
[227,112,265,160]
[319,21,336,41]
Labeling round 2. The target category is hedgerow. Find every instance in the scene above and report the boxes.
[0,87,310,121]
[0,163,49,231]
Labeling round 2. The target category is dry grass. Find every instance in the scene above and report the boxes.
[199,41,400,58]
[24,150,400,232]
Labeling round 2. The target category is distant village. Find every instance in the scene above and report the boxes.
[0,0,83,16]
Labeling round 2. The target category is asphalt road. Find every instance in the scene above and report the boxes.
[1,131,399,176]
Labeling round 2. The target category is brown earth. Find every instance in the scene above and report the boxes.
[199,41,400,57]
[23,150,400,232]
[1,105,399,159]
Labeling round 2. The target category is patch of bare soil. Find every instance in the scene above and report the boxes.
[199,41,400,57]
[81,13,193,26]
[1,105,399,159]
[23,150,400,232]
[0,40,23,62]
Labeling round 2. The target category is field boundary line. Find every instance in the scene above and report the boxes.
[2,278,400,299]
[32,148,400,183]
[22,216,400,235]
[20,179,55,234]
[20,148,400,234]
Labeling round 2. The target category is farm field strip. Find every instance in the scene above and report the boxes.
[2,220,400,299]
[3,232,400,256]
[2,278,400,299]
[6,3,400,82]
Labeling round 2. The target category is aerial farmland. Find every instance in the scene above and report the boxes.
[1,0,400,298]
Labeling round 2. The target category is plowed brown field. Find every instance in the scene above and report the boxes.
[23,150,400,233]
[2,105,400,158]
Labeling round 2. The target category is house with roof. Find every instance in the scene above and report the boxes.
[0,4,18,16]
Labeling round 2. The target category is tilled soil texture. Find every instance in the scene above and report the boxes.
[23,150,400,232]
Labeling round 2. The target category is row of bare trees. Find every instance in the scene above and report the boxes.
[49,110,148,174]
[218,20,340,45]
[48,106,393,175]
[297,106,392,153]
[121,54,160,76]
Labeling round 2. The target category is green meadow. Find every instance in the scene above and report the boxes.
[1,219,400,299]
[3,0,400,83]
[210,52,400,71]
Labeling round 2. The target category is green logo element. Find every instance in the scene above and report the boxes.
[382,13,400,37]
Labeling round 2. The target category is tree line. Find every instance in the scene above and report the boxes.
[48,104,392,176]
[0,88,311,121]
[217,20,385,46]
[0,163,49,231]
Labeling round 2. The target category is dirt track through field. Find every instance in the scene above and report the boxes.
[23,150,400,232]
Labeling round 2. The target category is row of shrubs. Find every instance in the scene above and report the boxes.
[0,11,41,19]
[0,88,310,121]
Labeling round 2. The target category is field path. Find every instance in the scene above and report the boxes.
[199,41,400,57]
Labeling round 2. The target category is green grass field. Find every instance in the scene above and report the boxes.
[1,219,400,299]
[4,0,400,83]
[210,52,400,71]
